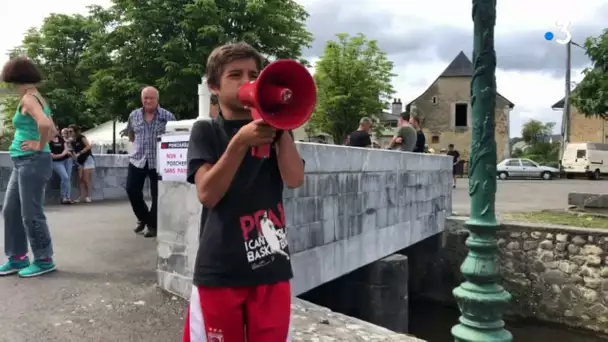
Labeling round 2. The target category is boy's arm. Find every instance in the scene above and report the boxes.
[275,131,304,189]
[187,120,248,208]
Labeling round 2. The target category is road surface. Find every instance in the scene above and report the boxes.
[452,178,608,214]
[0,201,185,342]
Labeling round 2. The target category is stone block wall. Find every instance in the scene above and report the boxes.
[0,152,147,206]
[406,216,608,334]
[300,254,410,333]
[157,142,453,299]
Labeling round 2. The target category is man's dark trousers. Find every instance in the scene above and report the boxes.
[126,162,159,231]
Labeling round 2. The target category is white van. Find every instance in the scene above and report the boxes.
[562,142,608,180]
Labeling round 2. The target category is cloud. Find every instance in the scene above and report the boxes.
[301,0,606,138]
[303,0,606,77]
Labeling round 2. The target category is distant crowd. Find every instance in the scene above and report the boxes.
[49,125,95,204]
[343,114,463,188]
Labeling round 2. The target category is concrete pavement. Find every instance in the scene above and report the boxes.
[0,178,603,341]
[0,201,185,342]
[452,178,608,214]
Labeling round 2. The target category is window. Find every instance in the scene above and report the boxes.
[389,121,398,128]
[431,135,440,144]
[506,159,520,166]
[455,103,468,127]
[521,160,537,167]
[576,150,586,158]
[432,96,438,104]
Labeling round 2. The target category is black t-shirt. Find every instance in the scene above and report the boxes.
[447,150,460,164]
[49,136,69,161]
[71,135,92,164]
[347,130,372,147]
[413,130,426,153]
[186,115,293,287]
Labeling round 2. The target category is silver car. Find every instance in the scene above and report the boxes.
[496,158,559,180]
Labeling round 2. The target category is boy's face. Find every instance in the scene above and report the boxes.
[211,58,259,114]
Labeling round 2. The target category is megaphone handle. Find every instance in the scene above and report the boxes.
[252,144,271,158]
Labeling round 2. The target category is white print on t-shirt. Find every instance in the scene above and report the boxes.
[241,205,289,268]
[260,211,289,259]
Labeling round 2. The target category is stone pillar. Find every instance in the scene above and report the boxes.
[198,77,211,119]
[347,254,410,333]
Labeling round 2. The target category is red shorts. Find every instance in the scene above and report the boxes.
[182,281,292,342]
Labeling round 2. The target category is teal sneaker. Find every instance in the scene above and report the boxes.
[18,260,56,278]
[0,257,30,276]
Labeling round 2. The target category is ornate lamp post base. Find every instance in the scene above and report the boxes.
[451,0,513,341]
[451,224,512,341]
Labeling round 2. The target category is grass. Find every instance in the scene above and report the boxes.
[502,211,608,229]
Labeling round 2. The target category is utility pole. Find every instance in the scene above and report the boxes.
[560,41,572,159]
[451,0,512,341]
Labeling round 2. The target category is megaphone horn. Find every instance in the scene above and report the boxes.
[238,59,317,158]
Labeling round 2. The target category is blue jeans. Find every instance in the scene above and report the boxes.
[52,158,73,199]
[3,152,54,260]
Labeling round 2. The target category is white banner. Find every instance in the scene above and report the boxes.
[158,133,190,182]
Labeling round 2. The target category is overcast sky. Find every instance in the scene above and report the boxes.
[1,0,606,137]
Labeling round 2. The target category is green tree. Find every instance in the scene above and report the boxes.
[12,13,108,129]
[309,33,395,143]
[520,119,559,163]
[521,119,555,144]
[0,85,20,150]
[84,0,313,121]
[570,29,608,119]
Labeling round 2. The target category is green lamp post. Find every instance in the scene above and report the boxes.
[451,0,513,341]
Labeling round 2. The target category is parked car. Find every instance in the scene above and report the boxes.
[496,158,559,180]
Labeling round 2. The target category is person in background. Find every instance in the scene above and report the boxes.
[69,124,95,203]
[61,127,70,141]
[446,143,461,188]
[125,86,175,238]
[409,115,426,153]
[388,112,416,151]
[347,117,373,148]
[0,56,57,277]
[49,129,73,204]
[62,127,74,154]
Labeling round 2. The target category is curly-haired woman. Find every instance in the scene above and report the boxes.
[0,56,57,277]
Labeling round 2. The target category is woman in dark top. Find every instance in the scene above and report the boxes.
[68,125,95,203]
[49,131,73,204]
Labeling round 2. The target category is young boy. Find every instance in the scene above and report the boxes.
[183,42,305,342]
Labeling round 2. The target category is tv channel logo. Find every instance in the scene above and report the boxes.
[544,21,572,45]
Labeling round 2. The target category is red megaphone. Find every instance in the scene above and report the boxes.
[238,59,316,158]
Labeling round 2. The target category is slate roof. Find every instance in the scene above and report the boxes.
[552,81,583,109]
[551,98,566,109]
[440,51,474,77]
[407,51,515,109]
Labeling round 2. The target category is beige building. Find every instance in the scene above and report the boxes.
[405,51,514,161]
[551,98,608,144]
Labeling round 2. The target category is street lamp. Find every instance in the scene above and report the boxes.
[451,1,513,341]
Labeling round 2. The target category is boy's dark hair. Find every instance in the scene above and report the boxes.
[1,56,43,85]
[206,42,263,88]
[400,111,409,121]
[448,144,454,148]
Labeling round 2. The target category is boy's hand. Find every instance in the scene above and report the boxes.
[235,119,277,147]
